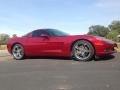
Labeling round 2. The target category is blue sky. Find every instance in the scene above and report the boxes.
[0,0,120,36]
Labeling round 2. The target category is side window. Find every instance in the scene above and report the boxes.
[32,30,40,37]
[32,30,51,37]
[40,30,50,36]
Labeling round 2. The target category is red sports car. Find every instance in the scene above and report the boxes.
[7,29,117,61]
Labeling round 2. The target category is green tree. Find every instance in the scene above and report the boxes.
[107,20,120,42]
[88,25,109,37]
[0,33,10,45]
[108,20,120,33]
[106,31,119,41]
[12,34,17,38]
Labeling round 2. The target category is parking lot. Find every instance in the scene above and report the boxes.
[0,50,120,90]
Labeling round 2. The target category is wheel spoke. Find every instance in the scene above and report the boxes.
[74,45,79,50]
[16,53,19,57]
[80,53,85,58]
[13,49,17,53]
[12,44,24,59]
[84,50,90,53]
[74,43,91,60]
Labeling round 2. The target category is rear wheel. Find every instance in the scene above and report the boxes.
[12,44,25,60]
[72,40,95,61]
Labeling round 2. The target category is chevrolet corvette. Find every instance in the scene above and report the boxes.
[7,29,117,61]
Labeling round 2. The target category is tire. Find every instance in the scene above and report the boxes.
[12,44,25,60]
[72,40,95,61]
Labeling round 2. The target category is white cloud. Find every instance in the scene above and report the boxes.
[95,0,120,8]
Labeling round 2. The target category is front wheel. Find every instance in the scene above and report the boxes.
[72,40,95,61]
[12,44,25,60]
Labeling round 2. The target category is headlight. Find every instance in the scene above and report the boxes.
[94,36,114,44]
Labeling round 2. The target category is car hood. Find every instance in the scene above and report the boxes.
[93,36,115,44]
[67,35,115,44]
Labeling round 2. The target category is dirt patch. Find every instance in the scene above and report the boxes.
[0,45,7,50]
[116,43,120,52]
[0,50,10,56]
[0,50,12,61]
[0,56,13,61]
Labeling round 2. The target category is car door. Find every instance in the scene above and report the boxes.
[43,36,65,56]
[26,30,48,56]
[27,30,64,56]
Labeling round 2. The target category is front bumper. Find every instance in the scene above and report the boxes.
[95,42,117,56]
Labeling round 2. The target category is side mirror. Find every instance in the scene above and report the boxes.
[40,34,49,39]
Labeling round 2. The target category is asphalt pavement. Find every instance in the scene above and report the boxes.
[0,50,120,90]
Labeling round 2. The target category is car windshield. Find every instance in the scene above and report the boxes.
[47,29,69,36]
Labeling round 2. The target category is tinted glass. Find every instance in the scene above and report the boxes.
[46,29,69,36]
[32,30,39,37]
[32,30,51,37]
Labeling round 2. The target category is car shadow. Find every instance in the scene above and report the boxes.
[25,55,115,61]
[94,55,115,61]
[26,56,72,61]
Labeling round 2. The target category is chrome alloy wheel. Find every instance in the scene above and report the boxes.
[73,41,93,61]
[12,44,24,60]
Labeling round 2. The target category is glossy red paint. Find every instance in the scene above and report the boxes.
[7,31,117,57]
